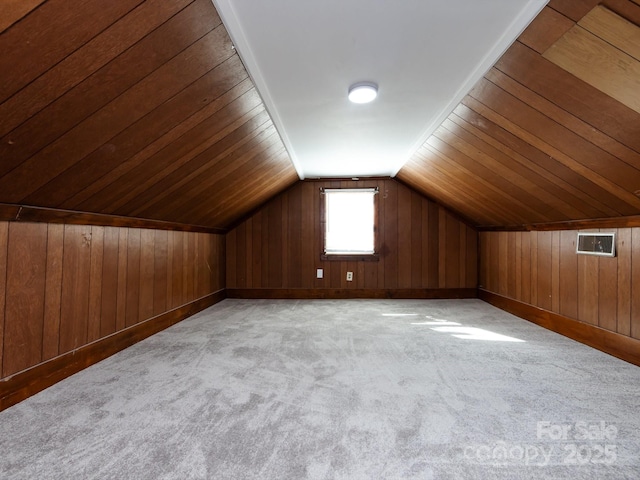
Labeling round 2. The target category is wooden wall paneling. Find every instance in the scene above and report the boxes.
[384,181,399,289]
[185,232,196,301]
[250,214,262,288]
[543,23,640,115]
[632,228,640,339]
[287,184,302,288]
[410,190,423,287]
[58,225,92,354]
[617,228,632,335]
[124,229,141,327]
[598,245,619,332]
[579,5,640,64]
[426,135,541,224]
[170,231,184,308]
[72,80,255,213]
[0,223,8,375]
[520,231,532,305]
[244,219,253,288]
[452,103,617,220]
[551,231,561,312]
[537,231,553,311]
[8,24,234,205]
[466,226,478,288]
[32,55,248,208]
[267,197,282,288]
[397,183,412,288]
[437,120,564,222]
[0,0,144,102]
[101,227,119,337]
[300,182,321,288]
[0,0,46,34]
[468,79,640,214]
[558,230,578,319]
[376,182,387,289]
[577,252,599,326]
[496,42,640,154]
[420,198,430,288]
[138,229,155,321]
[42,224,64,361]
[530,232,539,305]
[427,202,440,288]
[115,228,129,331]
[514,232,523,300]
[487,232,499,292]
[0,0,195,140]
[496,232,508,296]
[0,0,217,181]
[519,6,575,53]
[153,230,169,315]
[260,209,269,288]
[444,213,461,288]
[281,189,292,288]
[483,67,640,189]
[87,226,104,343]
[226,228,237,288]
[119,102,270,218]
[505,232,516,298]
[549,0,600,21]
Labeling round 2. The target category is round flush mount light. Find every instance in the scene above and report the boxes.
[348,82,378,104]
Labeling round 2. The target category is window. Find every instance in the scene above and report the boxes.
[321,188,378,260]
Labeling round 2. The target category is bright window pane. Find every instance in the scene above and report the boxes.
[325,189,375,254]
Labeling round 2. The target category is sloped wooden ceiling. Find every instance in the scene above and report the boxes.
[398,0,640,229]
[0,0,298,230]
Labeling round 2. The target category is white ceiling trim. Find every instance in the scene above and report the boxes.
[391,0,549,176]
[212,0,549,180]
[212,0,306,179]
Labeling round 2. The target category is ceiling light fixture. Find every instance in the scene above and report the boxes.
[348,82,378,104]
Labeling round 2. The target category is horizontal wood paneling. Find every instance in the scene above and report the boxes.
[0,0,298,230]
[479,228,640,341]
[0,221,225,380]
[227,179,478,291]
[398,0,640,229]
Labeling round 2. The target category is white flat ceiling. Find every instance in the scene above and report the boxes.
[213,0,548,179]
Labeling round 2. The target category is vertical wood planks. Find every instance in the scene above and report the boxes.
[226,179,478,290]
[87,226,104,343]
[42,224,64,360]
[480,226,640,339]
[101,227,119,337]
[0,224,225,380]
[4,221,47,375]
[0,222,7,375]
[59,225,92,354]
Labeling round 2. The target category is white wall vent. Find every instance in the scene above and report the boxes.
[576,232,616,257]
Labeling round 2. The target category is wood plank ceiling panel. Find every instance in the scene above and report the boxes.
[0,0,298,230]
[398,0,640,228]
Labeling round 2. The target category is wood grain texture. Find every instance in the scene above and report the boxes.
[479,227,640,340]
[544,25,640,114]
[399,0,640,229]
[227,179,477,290]
[0,0,297,230]
[480,289,640,367]
[0,290,226,412]
[3,223,47,377]
[0,222,225,382]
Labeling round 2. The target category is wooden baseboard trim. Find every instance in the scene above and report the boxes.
[479,289,640,367]
[0,290,226,412]
[226,288,478,299]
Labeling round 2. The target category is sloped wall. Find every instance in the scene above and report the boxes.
[226,179,477,293]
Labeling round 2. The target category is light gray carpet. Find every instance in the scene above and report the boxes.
[1,299,639,479]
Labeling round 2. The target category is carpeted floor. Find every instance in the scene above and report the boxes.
[1,299,639,479]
